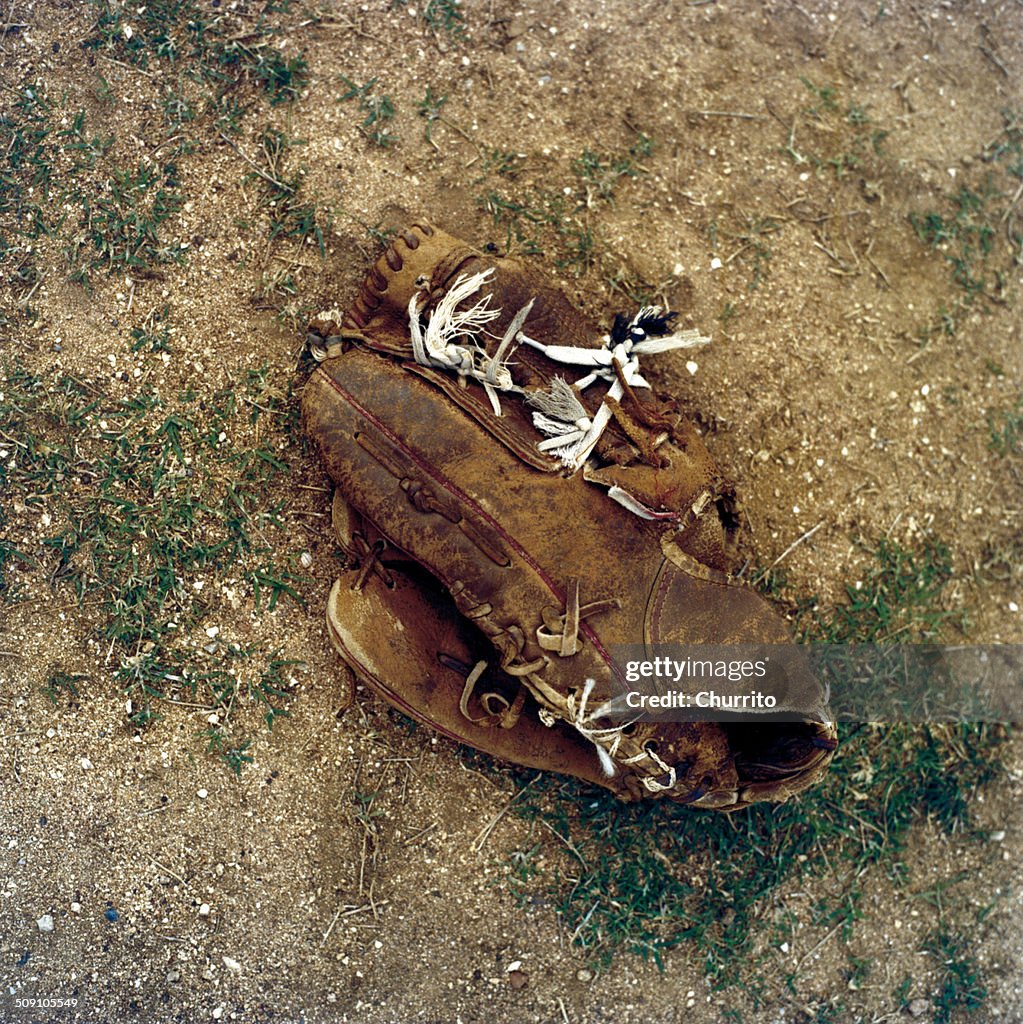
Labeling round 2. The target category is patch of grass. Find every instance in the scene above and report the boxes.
[924,929,988,1023]
[0,349,302,768]
[800,77,840,118]
[339,77,398,148]
[216,44,308,106]
[786,78,889,179]
[84,0,308,104]
[74,161,188,275]
[477,187,565,257]
[251,128,329,255]
[422,0,466,35]
[910,186,997,300]
[799,536,963,643]
[3,0,310,284]
[129,306,173,353]
[58,110,115,171]
[475,140,649,273]
[982,107,1023,179]
[254,656,302,730]
[987,394,1023,456]
[0,540,32,601]
[910,109,1023,311]
[247,563,307,612]
[572,149,640,207]
[508,717,1001,978]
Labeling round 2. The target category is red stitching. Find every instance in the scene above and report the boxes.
[315,367,617,670]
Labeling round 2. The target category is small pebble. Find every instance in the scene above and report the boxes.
[990,830,1006,842]
[199,903,211,917]
[908,998,931,1017]
[197,789,208,800]
[166,969,181,983]
[70,902,81,914]
[223,956,242,973]
[81,757,93,770]
[576,968,593,983]
[37,915,55,933]
[508,969,528,990]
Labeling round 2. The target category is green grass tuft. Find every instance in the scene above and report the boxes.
[0,349,303,768]
[925,929,989,1023]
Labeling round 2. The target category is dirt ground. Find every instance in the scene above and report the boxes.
[1,0,1022,1022]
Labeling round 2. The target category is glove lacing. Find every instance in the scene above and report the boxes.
[453,581,677,793]
[405,271,709,483]
[565,678,680,792]
[407,268,528,417]
[344,534,393,592]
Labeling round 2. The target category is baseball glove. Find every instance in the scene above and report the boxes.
[302,222,836,810]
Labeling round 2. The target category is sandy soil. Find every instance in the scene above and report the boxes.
[1,1,1021,1022]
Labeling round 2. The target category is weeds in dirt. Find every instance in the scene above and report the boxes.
[924,929,988,1023]
[129,307,171,353]
[39,672,87,706]
[422,0,466,35]
[75,161,188,274]
[84,0,308,104]
[475,139,650,273]
[976,531,1023,589]
[252,128,329,255]
[416,88,448,146]
[339,77,399,148]
[987,394,1023,456]
[572,149,641,207]
[204,728,255,777]
[909,108,1023,320]
[910,186,998,300]
[796,536,964,643]
[710,214,784,292]
[0,352,303,766]
[785,78,889,179]
[391,0,466,36]
[1,1,314,290]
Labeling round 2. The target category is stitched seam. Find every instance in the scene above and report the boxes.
[316,367,616,669]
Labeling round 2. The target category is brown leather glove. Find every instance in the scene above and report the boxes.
[302,222,836,810]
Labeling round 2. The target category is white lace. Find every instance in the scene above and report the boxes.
[520,308,709,469]
[407,269,527,416]
[406,284,710,489]
[568,678,679,792]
